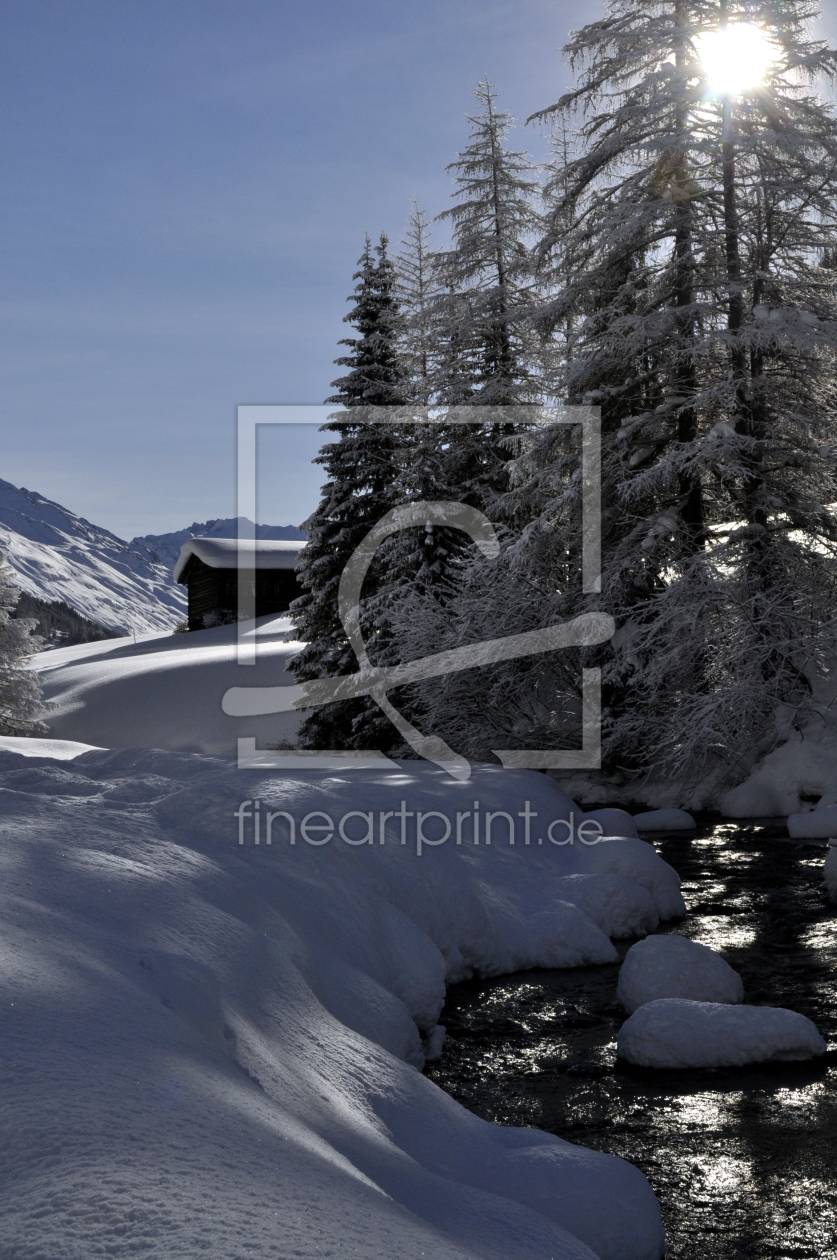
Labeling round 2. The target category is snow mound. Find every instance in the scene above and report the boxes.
[0,734,102,760]
[584,807,639,838]
[35,615,306,757]
[618,999,826,1068]
[787,806,837,838]
[567,838,686,921]
[553,874,659,940]
[617,935,744,1013]
[632,809,696,832]
[0,748,667,1260]
[825,842,837,901]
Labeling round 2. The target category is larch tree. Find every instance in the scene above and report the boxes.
[291,234,407,752]
[515,0,837,794]
[390,3,837,797]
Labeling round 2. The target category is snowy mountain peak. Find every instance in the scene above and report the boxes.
[0,480,302,635]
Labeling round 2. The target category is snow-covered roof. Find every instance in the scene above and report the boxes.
[174,536,305,582]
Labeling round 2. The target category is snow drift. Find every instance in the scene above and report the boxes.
[35,615,305,756]
[0,746,669,1260]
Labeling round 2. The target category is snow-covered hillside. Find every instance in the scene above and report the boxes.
[0,742,668,1260]
[35,614,305,755]
[0,478,303,635]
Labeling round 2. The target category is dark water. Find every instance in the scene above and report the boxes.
[425,823,837,1259]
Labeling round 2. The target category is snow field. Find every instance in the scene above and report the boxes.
[616,935,744,1014]
[617,999,827,1069]
[34,615,306,757]
[0,747,667,1260]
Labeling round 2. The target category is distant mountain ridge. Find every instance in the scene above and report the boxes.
[130,518,305,573]
[0,478,303,635]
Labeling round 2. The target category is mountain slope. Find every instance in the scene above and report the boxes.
[0,479,304,635]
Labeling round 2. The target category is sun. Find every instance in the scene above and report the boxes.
[696,23,779,97]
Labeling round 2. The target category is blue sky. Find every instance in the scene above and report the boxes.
[2,1,835,540]
[1,0,576,539]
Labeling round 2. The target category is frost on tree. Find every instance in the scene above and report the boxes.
[0,558,45,736]
[389,3,837,794]
[519,0,837,791]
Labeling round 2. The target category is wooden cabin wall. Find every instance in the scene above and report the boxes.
[184,558,300,630]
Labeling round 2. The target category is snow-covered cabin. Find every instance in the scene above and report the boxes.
[173,537,305,631]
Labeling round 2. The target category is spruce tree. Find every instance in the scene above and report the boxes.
[291,235,407,751]
[0,560,45,736]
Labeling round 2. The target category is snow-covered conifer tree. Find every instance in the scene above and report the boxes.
[291,235,407,752]
[391,4,837,795]
[518,0,837,790]
[0,560,45,736]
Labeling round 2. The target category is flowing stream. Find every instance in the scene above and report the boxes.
[425,822,837,1259]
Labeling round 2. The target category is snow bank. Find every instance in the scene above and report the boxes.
[825,841,837,900]
[787,806,837,838]
[617,936,744,1013]
[0,747,667,1260]
[553,874,659,940]
[719,728,837,817]
[618,999,826,1068]
[568,838,686,921]
[35,614,306,757]
[584,807,638,838]
[631,809,696,832]
[0,734,102,759]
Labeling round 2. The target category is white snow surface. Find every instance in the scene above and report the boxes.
[825,842,837,900]
[173,536,305,581]
[631,809,696,832]
[618,999,826,1068]
[0,480,304,634]
[35,615,306,757]
[0,747,667,1260]
[719,728,837,817]
[787,806,837,838]
[552,874,659,940]
[131,516,304,575]
[0,734,102,759]
[617,936,744,1014]
[0,477,186,633]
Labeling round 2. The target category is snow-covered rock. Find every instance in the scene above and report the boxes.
[787,807,837,838]
[616,935,744,1013]
[553,874,659,939]
[632,808,696,832]
[825,841,837,901]
[568,838,686,921]
[35,614,306,757]
[0,745,667,1260]
[617,999,826,1068]
[584,806,639,838]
